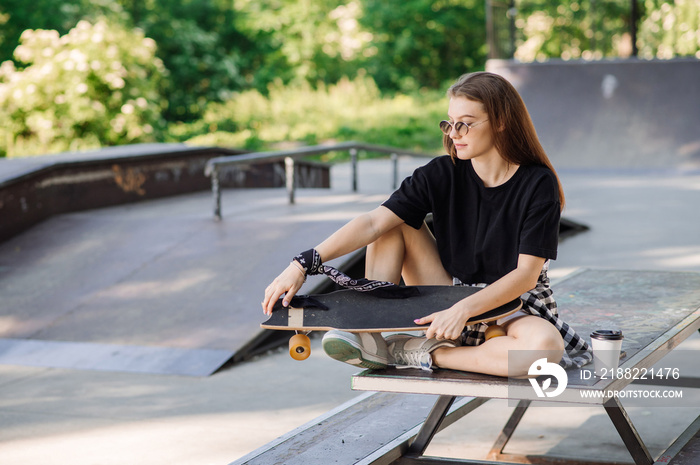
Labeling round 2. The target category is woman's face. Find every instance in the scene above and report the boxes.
[446,96,497,162]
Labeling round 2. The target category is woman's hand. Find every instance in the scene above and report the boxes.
[262,262,306,315]
[415,254,546,340]
[415,303,471,341]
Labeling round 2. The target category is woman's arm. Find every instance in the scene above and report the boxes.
[262,206,403,314]
[416,254,546,340]
[315,206,402,263]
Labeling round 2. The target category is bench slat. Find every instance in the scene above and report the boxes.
[231,392,482,465]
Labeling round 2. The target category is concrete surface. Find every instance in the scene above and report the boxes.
[0,157,420,371]
[1,158,699,464]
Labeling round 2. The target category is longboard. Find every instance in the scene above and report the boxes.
[261,285,523,360]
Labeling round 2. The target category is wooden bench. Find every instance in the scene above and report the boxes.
[351,269,700,465]
[238,269,700,465]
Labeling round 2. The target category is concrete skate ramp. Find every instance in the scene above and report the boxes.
[0,159,425,376]
[487,58,700,170]
[0,189,362,376]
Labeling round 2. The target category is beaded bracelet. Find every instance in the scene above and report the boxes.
[290,260,307,282]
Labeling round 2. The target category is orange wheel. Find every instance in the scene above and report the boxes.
[484,324,506,340]
[289,333,311,361]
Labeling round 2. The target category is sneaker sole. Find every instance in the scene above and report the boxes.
[322,337,388,370]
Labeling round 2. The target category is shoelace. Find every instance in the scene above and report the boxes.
[392,347,432,371]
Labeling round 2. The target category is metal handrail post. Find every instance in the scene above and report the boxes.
[204,141,434,219]
[285,157,295,204]
[349,148,358,192]
[391,153,398,190]
[212,166,222,220]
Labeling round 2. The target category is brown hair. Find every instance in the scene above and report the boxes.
[444,71,565,210]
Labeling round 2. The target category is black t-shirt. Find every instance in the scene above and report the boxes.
[382,156,560,285]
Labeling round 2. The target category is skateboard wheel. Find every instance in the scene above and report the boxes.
[484,324,506,340]
[289,334,311,361]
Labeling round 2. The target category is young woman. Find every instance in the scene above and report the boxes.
[262,72,591,377]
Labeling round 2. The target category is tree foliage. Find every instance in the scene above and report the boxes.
[175,74,447,155]
[0,19,166,157]
[514,0,700,61]
[118,0,250,122]
[233,0,366,88]
[515,0,632,61]
[359,0,487,91]
[637,0,700,59]
[0,0,127,63]
[0,1,699,157]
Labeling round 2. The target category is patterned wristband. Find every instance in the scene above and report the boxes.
[293,248,322,275]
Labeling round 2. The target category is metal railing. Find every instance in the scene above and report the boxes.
[204,141,434,219]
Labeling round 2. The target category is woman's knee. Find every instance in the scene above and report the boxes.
[532,326,565,354]
[366,222,413,258]
[365,225,406,283]
[507,317,565,360]
[368,222,450,285]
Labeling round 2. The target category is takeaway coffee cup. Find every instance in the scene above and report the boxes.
[590,330,624,377]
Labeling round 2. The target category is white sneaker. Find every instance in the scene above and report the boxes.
[386,334,458,371]
[322,330,389,369]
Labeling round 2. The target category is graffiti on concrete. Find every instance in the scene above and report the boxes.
[112,165,146,195]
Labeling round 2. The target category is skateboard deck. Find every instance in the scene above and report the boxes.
[262,285,522,360]
[262,285,522,332]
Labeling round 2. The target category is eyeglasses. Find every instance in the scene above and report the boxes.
[439,119,489,136]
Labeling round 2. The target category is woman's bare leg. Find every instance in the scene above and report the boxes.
[365,222,452,286]
[363,221,563,377]
[322,222,451,368]
[431,315,565,377]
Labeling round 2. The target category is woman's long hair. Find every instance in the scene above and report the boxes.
[443,72,565,209]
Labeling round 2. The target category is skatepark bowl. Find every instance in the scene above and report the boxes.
[0,57,699,465]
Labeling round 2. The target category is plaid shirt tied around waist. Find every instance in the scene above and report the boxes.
[455,262,592,369]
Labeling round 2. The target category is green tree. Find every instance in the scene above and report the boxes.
[118,0,251,122]
[0,19,167,157]
[0,0,126,65]
[358,0,488,92]
[233,0,367,89]
[638,0,700,59]
[0,0,258,123]
[0,0,79,64]
[514,0,632,61]
[512,0,700,61]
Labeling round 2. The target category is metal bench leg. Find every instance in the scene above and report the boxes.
[486,399,532,460]
[405,395,457,457]
[604,396,654,465]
